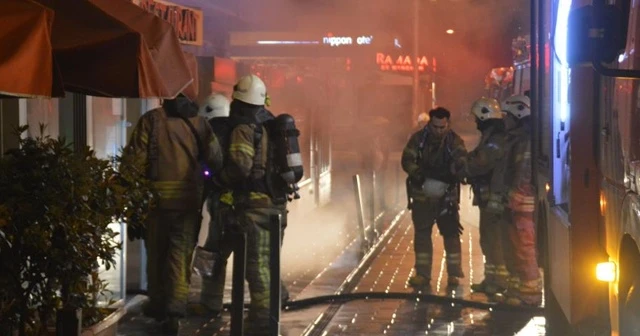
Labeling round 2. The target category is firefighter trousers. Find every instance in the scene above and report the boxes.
[234,206,288,323]
[502,210,540,282]
[479,208,509,286]
[145,208,200,318]
[199,199,234,311]
[411,200,464,279]
[200,204,289,311]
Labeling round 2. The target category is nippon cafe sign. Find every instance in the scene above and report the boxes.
[131,0,204,46]
[322,34,374,47]
[375,53,436,72]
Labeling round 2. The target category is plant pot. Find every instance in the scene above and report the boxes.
[80,307,125,336]
[47,307,125,336]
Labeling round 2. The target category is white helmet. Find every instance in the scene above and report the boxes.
[199,93,230,119]
[232,74,267,106]
[470,97,503,121]
[502,94,531,119]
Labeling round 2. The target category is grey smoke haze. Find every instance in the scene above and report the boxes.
[193,0,525,275]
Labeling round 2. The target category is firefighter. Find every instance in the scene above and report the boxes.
[199,93,230,120]
[453,97,510,296]
[500,94,542,306]
[402,107,468,288]
[191,93,232,315]
[212,74,288,333]
[124,93,223,334]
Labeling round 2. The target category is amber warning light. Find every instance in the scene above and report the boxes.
[596,262,616,282]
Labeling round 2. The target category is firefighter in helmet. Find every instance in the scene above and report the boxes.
[500,94,542,306]
[402,107,468,289]
[453,97,510,296]
[190,93,234,316]
[211,74,289,333]
[199,93,231,120]
[124,93,223,334]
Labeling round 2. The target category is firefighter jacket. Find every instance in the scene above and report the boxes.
[217,121,273,209]
[208,116,234,206]
[455,124,508,211]
[125,107,223,211]
[402,128,467,203]
[506,123,535,213]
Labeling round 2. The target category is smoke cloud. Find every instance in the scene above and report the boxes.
[196,0,526,278]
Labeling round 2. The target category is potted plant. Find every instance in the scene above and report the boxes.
[0,126,155,336]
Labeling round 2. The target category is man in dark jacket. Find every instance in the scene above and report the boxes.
[402,107,467,289]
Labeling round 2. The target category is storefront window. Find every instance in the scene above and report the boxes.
[0,99,21,156]
[318,114,331,175]
[90,97,128,304]
[26,98,59,138]
[90,97,126,158]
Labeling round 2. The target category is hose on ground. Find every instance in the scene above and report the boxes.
[221,291,544,314]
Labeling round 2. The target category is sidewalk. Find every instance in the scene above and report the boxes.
[307,208,544,336]
[115,183,537,336]
[116,196,398,336]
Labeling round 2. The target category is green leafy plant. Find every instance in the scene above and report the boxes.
[0,125,155,335]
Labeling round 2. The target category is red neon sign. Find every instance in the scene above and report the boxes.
[375,53,436,72]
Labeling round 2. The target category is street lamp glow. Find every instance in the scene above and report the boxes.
[446,29,454,34]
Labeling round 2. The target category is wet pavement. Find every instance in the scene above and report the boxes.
[116,185,546,336]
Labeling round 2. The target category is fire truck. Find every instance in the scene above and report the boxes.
[484,66,514,101]
[530,0,640,334]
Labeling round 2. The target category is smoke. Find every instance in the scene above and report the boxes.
[195,0,526,278]
[281,201,356,277]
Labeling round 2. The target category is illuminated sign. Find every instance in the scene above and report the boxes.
[322,34,374,47]
[132,0,204,46]
[375,53,436,72]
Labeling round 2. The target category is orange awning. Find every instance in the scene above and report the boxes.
[35,0,193,99]
[0,0,64,98]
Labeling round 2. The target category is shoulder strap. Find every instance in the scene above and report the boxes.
[418,127,429,151]
[252,122,265,170]
[147,110,160,180]
[179,116,204,163]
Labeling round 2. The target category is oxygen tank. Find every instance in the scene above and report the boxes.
[273,114,304,184]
